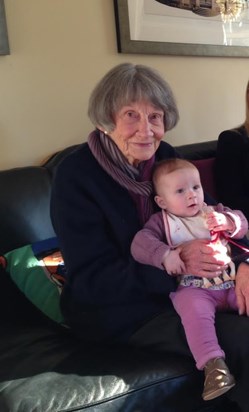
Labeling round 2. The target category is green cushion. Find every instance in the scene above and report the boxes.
[3,238,65,324]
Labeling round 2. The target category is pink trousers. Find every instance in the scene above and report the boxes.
[170,286,238,370]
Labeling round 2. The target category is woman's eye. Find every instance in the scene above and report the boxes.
[126,111,138,119]
[150,113,163,123]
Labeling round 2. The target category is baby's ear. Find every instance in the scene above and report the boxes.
[154,195,166,209]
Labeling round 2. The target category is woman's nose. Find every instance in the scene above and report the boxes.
[137,117,153,136]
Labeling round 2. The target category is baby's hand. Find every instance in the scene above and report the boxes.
[206,211,234,232]
[162,249,186,276]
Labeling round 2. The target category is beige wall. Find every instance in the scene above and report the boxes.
[0,0,249,169]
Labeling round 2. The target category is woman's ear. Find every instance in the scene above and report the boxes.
[154,195,167,209]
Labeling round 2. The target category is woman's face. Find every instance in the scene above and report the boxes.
[107,101,165,166]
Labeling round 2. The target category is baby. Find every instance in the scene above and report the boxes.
[131,158,248,401]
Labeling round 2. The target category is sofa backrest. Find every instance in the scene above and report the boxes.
[0,166,55,254]
[0,145,80,255]
[192,158,217,200]
[0,141,218,254]
[175,140,217,200]
[175,140,217,160]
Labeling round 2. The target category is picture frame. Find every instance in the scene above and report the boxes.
[0,0,9,55]
[113,0,249,57]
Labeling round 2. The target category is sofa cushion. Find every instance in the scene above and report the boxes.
[0,167,56,255]
[2,238,65,324]
[192,157,217,200]
[0,321,206,412]
[175,140,217,160]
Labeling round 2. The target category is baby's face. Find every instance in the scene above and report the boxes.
[155,167,204,217]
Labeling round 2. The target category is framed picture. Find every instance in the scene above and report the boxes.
[0,0,9,55]
[114,0,249,57]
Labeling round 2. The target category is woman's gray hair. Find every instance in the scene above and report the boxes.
[88,63,179,132]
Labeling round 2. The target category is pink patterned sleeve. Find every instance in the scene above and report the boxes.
[215,203,248,238]
[130,212,171,270]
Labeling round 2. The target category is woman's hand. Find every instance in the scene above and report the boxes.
[177,238,231,278]
[236,262,249,316]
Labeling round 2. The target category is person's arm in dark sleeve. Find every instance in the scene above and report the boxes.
[216,130,249,220]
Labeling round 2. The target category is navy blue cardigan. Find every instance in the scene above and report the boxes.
[51,139,179,343]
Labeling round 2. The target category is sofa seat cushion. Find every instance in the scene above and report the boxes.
[0,324,205,412]
[0,370,203,412]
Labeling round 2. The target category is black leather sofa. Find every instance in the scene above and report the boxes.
[0,139,238,412]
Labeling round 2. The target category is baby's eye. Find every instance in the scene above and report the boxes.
[193,185,200,190]
[176,188,184,194]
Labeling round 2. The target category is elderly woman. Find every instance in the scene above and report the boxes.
[216,80,249,221]
[51,63,249,412]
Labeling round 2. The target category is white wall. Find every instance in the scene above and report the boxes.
[0,0,248,169]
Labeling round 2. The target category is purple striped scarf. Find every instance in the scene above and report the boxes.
[88,130,155,224]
